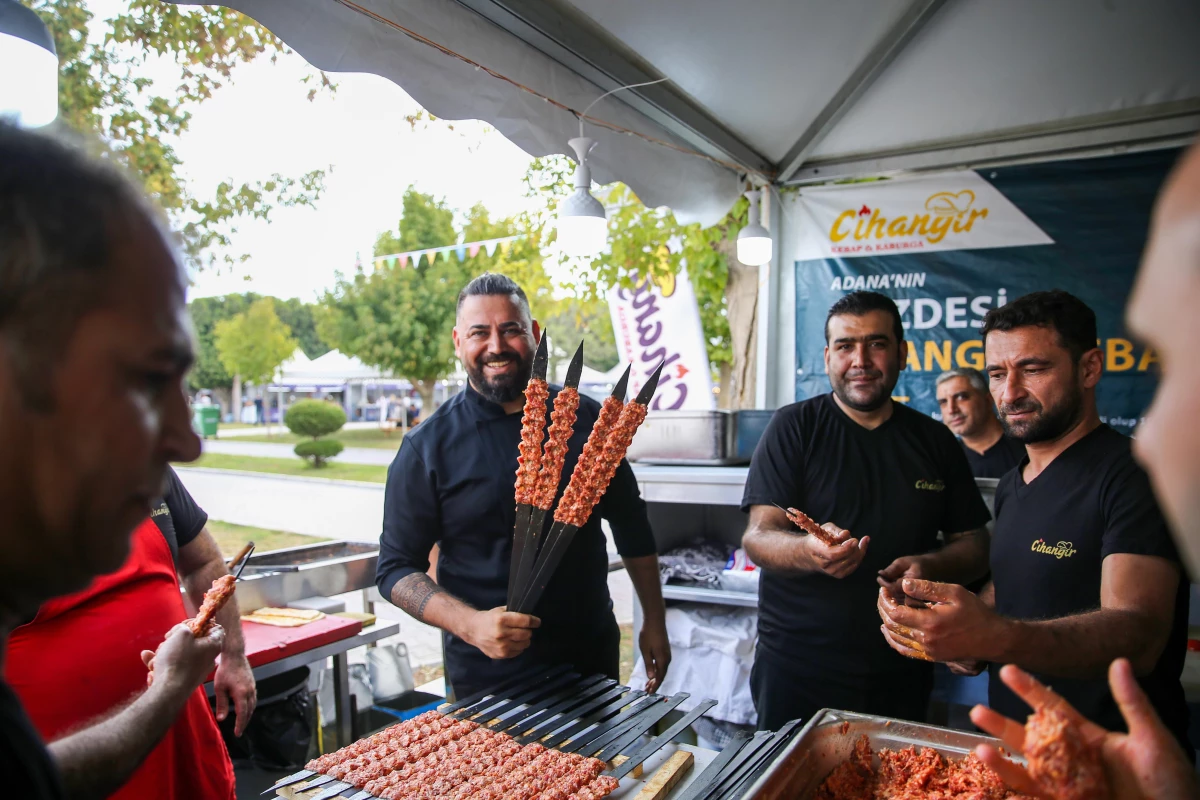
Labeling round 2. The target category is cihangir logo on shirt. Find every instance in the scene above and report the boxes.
[1031,539,1077,559]
[914,479,945,492]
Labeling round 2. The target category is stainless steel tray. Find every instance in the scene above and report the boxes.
[742,709,1018,800]
[233,540,379,612]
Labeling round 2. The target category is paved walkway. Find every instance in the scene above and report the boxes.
[174,468,635,670]
[202,439,397,466]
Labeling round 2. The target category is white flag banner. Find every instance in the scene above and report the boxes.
[791,170,1053,261]
[609,267,714,411]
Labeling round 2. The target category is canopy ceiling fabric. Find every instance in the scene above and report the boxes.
[183,0,1200,225]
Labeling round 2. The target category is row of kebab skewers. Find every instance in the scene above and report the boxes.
[294,710,619,800]
[508,336,663,614]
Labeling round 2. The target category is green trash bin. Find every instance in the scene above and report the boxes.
[193,406,220,439]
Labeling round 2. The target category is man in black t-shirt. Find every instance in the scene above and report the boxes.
[935,368,1025,479]
[742,291,992,731]
[879,291,1190,750]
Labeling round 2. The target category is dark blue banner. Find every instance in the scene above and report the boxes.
[794,149,1182,435]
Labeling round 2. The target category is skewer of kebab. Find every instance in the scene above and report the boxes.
[772,503,842,547]
[514,363,660,614]
[509,342,584,609]
[507,333,549,608]
[146,544,252,684]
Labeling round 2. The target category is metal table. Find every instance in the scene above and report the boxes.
[207,622,400,748]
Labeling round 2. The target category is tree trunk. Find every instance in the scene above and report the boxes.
[717,239,760,410]
[231,373,242,426]
[716,362,734,410]
[414,379,438,421]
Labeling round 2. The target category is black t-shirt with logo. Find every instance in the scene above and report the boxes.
[961,436,1025,479]
[0,679,65,798]
[742,393,992,679]
[149,466,208,563]
[989,425,1190,748]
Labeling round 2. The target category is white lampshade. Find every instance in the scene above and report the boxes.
[0,1,58,128]
[558,210,608,259]
[557,136,607,258]
[737,189,773,266]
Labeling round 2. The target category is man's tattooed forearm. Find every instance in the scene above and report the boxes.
[393,573,446,621]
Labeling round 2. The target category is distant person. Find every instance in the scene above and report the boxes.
[0,122,220,798]
[253,396,264,425]
[936,368,1025,479]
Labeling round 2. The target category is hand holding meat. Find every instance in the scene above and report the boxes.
[141,622,225,693]
[798,521,869,578]
[876,554,929,601]
[969,661,1197,800]
[466,607,540,659]
[877,578,1002,663]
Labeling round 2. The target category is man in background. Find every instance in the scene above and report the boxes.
[936,368,1024,479]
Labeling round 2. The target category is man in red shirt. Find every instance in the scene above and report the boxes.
[6,468,255,800]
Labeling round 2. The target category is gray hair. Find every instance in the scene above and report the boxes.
[0,122,159,408]
[936,367,988,395]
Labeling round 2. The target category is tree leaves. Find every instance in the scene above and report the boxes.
[25,0,332,269]
[213,298,298,386]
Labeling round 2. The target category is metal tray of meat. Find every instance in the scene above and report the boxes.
[739,709,1018,800]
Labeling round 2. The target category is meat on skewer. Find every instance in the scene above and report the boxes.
[532,385,581,510]
[555,399,647,528]
[781,506,843,548]
[515,377,550,507]
[553,393,624,528]
[146,573,237,685]
[187,573,236,636]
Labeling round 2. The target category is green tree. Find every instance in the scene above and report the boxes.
[25,0,330,268]
[188,294,327,393]
[273,297,331,360]
[522,156,755,407]
[319,188,470,416]
[213,298,297,421]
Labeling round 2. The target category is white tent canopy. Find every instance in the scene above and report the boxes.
[176,0,1198,225]
[276,348,390,386]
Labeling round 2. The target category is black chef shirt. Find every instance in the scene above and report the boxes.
[742,393,991,679]
[989,425,1190,749]
[961,436,1025,480]
[0,679,65,798]
[376,383,657,697]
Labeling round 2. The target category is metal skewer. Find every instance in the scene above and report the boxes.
[516,362,663,614]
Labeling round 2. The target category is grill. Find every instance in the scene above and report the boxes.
[267,666,719,800]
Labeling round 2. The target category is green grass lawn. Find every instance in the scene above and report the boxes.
[227,427,406,450]
[205,519,330,558]
[190,452,388,483]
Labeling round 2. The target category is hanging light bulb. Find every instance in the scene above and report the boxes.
[0,0,58,128]
[557,136,607,258]
[737,189,773,266]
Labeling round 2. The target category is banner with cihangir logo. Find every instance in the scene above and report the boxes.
[609,265,714,411]
[791,170,1053,261]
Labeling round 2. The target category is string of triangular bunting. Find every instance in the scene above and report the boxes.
[371,235,524,271]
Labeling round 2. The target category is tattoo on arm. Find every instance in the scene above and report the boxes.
[393,573,446,621]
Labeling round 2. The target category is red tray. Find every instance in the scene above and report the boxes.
[238,614,363,669]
